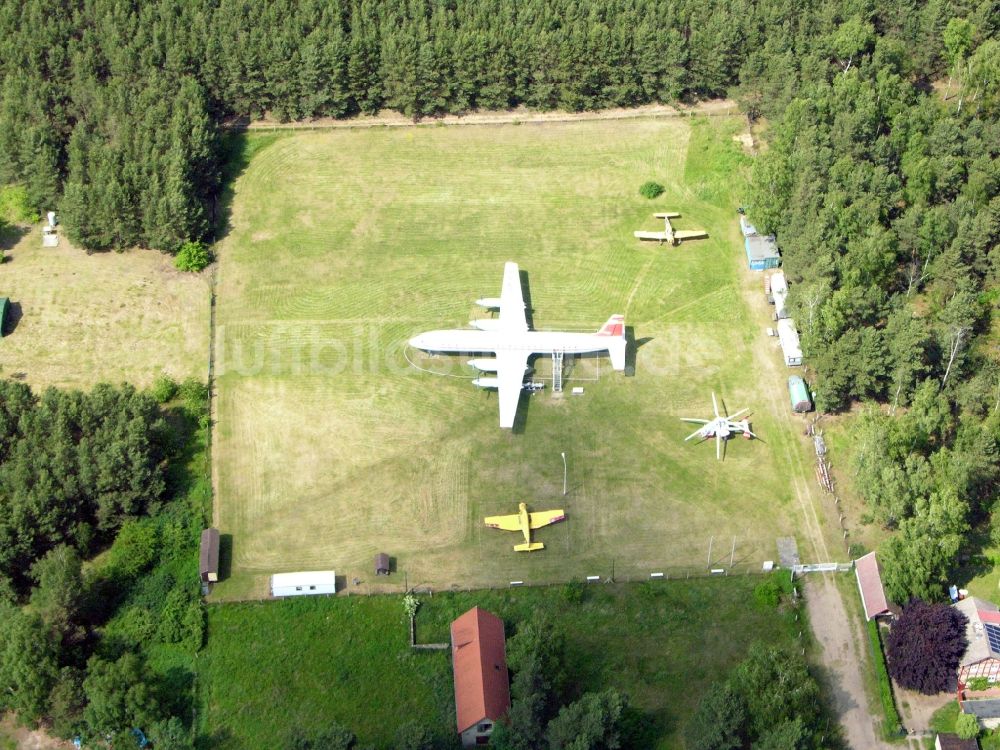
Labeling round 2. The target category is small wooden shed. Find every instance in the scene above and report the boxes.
[375,552,390,576]
[199,527,220,583]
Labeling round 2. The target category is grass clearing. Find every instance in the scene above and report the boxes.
[212,115,838,597]
[0,236,210,390]
[197,575,801,749]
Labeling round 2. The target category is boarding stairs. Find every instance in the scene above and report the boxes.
[552,350,564,392]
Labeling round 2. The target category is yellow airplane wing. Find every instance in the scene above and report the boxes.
[484,513,523,531]
[674,230,708,240]
[634,230,668,241]
[528,510,566,529]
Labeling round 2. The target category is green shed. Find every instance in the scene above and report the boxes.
[0,298,8,336]
[788,376,812,412]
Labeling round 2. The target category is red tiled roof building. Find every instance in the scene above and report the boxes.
[451,607,511,747]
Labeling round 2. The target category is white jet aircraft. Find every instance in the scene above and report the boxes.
[408,262,627,428]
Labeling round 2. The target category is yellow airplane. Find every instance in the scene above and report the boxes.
[634,212,708,246]
[484,502,566,552]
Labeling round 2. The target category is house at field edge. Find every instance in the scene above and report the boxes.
[955,597,1000,726]
[936,733,980,750]
[451,607,511,747]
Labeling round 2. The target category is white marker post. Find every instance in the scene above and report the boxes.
[561,452,567,496]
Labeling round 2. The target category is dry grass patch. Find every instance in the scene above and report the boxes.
[0,233,210,390]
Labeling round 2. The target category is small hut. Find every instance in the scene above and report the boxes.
[199,527,220,583]
[375,552,390,576]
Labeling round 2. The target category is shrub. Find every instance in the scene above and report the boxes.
[967,676,991,691]
[0,185,40,223]
[174,240,212,272]
[753,579,782,608]
[150,374,178,404]
[561,581,585,604]
[639,181,664,199]
[848,543,868,559]
[957,712,980,740]
[178,377,209,415]
[107,520,159,580]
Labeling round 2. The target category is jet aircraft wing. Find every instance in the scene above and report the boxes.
[499,261,528,332]
[483,512,523,531]
[528,509,566,529]
[496,350,529,428]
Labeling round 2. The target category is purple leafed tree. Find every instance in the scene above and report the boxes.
[887,601,969,694]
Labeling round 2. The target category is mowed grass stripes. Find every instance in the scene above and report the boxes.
[212,116,830,598]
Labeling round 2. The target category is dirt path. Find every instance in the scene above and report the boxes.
[804,576,892,750]
[240,99,740,131]
[733,251,832,563]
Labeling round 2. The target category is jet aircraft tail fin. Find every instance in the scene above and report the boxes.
[596,314,625,338]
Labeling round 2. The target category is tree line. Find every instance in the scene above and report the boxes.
[742,2,1000,604]
[2,0,987,253]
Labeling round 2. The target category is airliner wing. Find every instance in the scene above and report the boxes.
[499,262,528,332]
[528,510,566,529]
[484,513,522,531]
[497,351,529,428]
[634,231,667,241]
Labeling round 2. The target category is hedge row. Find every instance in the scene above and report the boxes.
[867,619,903,739]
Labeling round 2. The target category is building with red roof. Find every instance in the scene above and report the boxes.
[450,606,511,747]
[855,552,892,621]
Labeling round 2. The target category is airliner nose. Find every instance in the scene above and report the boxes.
[409,334,426,349]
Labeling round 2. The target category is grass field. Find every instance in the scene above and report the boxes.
[197,576,801,749]
[212,115,837,598]
[0,235,210,390]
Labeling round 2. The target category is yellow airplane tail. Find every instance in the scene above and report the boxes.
[514,542,545,552]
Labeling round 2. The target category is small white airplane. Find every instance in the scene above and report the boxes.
[634,213,708,246]
[681,393,757,460]
[485,502,566,552]
[408,262,626,428]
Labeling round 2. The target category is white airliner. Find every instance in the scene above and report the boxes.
[408,262,626,428]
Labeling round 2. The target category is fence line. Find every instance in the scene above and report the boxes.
[206,562,853,607]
